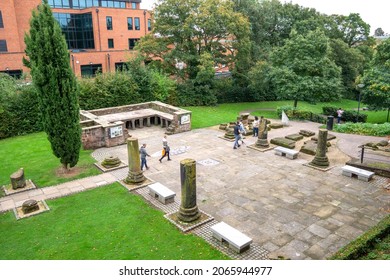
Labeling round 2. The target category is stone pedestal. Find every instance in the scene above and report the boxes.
[101,156,121,169]
[178,159,200,222]
[310,129,329,167]
[255,118,269,148]
[10,168,26,190]
[124,137,146,184]
[22,199,39,214]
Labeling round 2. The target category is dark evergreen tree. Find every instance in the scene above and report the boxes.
[23,0,81,170]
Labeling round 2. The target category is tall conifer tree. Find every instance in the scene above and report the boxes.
[24,0,81,170]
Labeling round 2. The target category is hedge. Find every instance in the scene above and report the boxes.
[329,214,390,260]
[323,106,367,123]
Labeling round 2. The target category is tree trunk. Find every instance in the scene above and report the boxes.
[62,163,69,173]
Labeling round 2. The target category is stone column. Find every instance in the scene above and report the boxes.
[139,118,144,128]
[255,118,269,148]
[124,137,145,184]
[131,120,136,129]
[310,129,329,167]
[178,159,200,222]
[10,168,26,189]
[146,117,151,127]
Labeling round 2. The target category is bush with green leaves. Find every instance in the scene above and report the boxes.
[79,72,140,110]
[330,214,390,260]
[333,122,390,136]
[322,106,367,123]
[0,75,42,139]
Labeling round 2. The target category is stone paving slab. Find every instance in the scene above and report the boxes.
[0,122,388,260]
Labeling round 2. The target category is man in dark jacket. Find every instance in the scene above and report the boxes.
[140,143,151,170]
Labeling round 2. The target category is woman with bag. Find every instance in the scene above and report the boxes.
[159,135,171,162]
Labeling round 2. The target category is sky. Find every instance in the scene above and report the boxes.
[140,0,389,35]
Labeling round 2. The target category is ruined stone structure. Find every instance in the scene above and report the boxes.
[10,168,26,190]
[310,129,330,168]
[124,137,146,185]
[177,159,201,223]
[80,101,192,149]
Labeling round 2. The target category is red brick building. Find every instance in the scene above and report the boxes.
[0,0,151,78]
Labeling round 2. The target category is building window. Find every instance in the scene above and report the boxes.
[134,17,140,30]
[148,19,151,31]
[81,63,102,77]
[108,38,114,49]
[115,62,128,71]
[0,69,23,79]
[0,40,8,52]
[106,16,113,30]
[128,38,139,50]
[53,12,95,49]
[48,0,125,9]
[131,2,137,9]
[127,17,133,30]
[0,11,4,28]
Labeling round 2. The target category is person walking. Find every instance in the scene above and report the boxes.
[159,135,171,162]
[233,121,241,149]
[252,116,259,137]
[139,143,150,171]
[337,108,344,124]
[238,119,246,145]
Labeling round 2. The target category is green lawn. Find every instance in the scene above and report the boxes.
[0,132,100,187]
[185,99,388,129]
[0,183,229,260]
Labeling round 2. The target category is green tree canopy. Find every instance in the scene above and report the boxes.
[23,0,81,170]
[360,38,390,116]
[137,0,250,80]
[269,29,343,107]
[325,13,371,47]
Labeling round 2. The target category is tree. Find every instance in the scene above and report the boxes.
[360,38,390,121]
[269,29,343,107]
[137,0,250,81]
[329,39,365,98]
[236,0,321,60]
[23,0,81,170]
[374,27,385,37]
[325,13,371,47]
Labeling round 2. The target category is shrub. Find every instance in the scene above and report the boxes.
[276,106,326,124]
[333,122,390,136]
[330,214,390,260]
[0,79,42,139]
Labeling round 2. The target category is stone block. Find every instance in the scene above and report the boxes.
[270,137,296,149]
[285,134,304,141]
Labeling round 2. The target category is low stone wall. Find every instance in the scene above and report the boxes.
[80,101,191,149]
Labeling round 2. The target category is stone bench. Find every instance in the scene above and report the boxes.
[148,182,176,204]
[341,165,375,182]
[274,146,299,159]
[210,222,253,253]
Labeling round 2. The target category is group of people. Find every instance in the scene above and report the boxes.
[139,135,171,171]
[233,116,263,149]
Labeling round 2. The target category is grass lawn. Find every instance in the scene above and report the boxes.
[0,183,229,260]
[185,99,389,129]
[0,132,100,187]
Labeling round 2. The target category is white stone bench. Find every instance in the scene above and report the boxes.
[341,165,375,182]
[210,222,253,253]
[148,182,176,204]
[274,146,299,159]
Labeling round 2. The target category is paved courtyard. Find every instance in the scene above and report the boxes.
[1,120,389,259]
[93,121,390,260]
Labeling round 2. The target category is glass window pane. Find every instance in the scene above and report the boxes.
[127,17,133,30]
[135,17,140,30]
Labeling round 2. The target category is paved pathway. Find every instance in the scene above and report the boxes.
[1,121,389,259]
